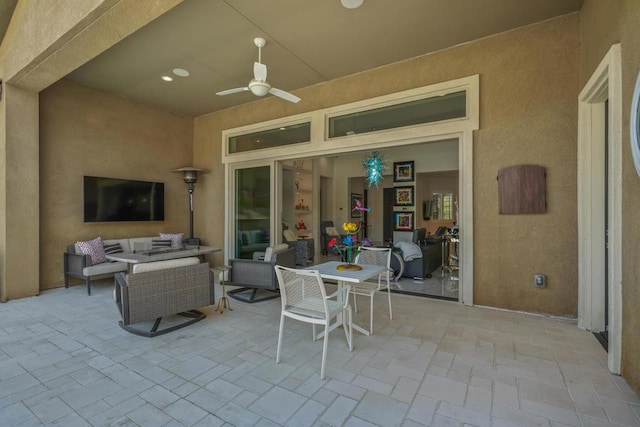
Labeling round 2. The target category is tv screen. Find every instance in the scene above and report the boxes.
[84,176,164,222]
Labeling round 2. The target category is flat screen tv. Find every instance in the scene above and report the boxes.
[84,176,164,222]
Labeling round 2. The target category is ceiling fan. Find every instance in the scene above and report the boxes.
[216,37,301,103]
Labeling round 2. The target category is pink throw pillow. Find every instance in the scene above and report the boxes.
[77,237,107,265]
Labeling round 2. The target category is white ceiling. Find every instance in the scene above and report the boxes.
[55,0,583,116]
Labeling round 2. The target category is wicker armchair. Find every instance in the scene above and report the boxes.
[114,258,214,337]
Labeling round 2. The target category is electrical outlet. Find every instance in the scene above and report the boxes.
[534,274,546,288]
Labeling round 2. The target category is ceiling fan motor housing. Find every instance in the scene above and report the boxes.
[249,80,270,96]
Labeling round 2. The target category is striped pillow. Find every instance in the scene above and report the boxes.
[151,239,172,249]
[77,237,107,265]
[103,242,123,262]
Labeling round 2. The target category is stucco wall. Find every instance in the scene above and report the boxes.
[581,0,640,397]
[195,14,580,316]
[39,79,194,289]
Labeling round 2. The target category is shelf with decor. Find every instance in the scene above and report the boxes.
[293,164,313,237]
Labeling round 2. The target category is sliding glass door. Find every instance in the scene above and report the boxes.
[234,166,271,259]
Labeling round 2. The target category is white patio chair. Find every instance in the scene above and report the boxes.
[274,265,353,380]
[353,246,393,335]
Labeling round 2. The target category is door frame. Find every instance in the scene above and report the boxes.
[577,44,622,374]
[222,76,479,306]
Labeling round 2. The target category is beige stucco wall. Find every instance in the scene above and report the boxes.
[195,14,580,316]
[0,0,186,301]
[581,0,640,397]
[39,79,194,290]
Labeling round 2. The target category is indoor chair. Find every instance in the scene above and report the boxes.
[320,220,334,255]
[353,246,393,335]
[283,229,315,266]
[274,265,353,380]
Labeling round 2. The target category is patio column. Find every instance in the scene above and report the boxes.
[0,84,39,301]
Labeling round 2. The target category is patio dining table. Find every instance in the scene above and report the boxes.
[306,260,387,336]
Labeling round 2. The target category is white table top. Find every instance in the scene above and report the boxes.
[306,261,386,283]
[105,245,220,264]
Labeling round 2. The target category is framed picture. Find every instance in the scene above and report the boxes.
[394,186,414,206]
[393,161,415,182]
[351,193,363,218]
[394,211,414,231]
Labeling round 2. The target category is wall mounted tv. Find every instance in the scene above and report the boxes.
[84,176,164,222]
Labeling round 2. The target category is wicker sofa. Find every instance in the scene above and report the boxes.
[114,257,214,337]
[64,236,179,295]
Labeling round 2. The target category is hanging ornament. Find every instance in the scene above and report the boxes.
[362,151,386,187]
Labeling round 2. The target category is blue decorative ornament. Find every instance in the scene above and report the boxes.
[362,151,386,187]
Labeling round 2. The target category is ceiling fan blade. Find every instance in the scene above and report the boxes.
[269,87,301,103]
[216,87,249,96]
[254,62,267,82]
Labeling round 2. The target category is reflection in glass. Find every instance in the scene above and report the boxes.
[235,166,271,258]
[328,91,466,138]
[229,122,310,154]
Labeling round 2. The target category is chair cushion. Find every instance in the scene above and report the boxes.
[264,243,290,262]
[131,257,200,274]
[77,237,107,265]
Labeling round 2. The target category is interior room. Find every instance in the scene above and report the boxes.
[2,1,640,425]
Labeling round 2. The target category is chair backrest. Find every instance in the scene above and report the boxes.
[263,243,291,262]
[274,266,329,320]
[354,246,391,286]
[320,221,334,234]
[326,226,341,236]
[283,229,297,243]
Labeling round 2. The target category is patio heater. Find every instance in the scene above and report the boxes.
[172,167,208,246]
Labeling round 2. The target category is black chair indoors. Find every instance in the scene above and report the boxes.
[320,221,334,255]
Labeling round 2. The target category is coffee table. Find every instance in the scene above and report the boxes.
[106,245,220,271]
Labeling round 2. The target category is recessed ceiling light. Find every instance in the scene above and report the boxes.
[173,68,190,77]
[161,75,173,82]
[341,0,364,9]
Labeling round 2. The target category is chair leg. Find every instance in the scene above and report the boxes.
[353,293,359,312]
[86,277,91,295]
[312,324,317,341]
[369,294,374,335]
[276,314,285,364]
[320,322,329,380]
[387,287,393,320]
[343,306,353,351]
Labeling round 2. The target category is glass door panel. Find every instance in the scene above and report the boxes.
[235,166,271,258]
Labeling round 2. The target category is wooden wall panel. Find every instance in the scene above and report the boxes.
[498,165,546,214]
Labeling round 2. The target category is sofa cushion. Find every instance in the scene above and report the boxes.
[159,232,184,249]
[131,257,200,274]
[77,237,107,265]
[264,243,290,262]
[83,261,128,276]
[129,237,154,252]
